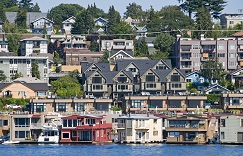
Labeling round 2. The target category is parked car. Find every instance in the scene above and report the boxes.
[6,104,22,109]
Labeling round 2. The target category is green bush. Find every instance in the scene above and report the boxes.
[206,94,220,104]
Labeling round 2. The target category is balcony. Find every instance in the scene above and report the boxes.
[181,65,191,69]
[181,57,191,61]
[238,56,243,61]
[30,123,43,129]
[135,124,150,130]
[166,124,206,132]
[116,123,125,129]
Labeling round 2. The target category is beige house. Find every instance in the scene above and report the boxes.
[116,114,163,143]
[0,112,10,136]
[0,81,49,99]
[166,114,218,144]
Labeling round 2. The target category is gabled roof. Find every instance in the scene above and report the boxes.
[110,50,134,59]
[231,68,243,75]
[81,62,110,73]
[31,17,54,24]
[153,69,172,82]
[94,17,108,23]
[131,25,147,32]
[113,70,133,82]
[62,16,76,24]
[186,70,202,77]
[204,84,230,93]
[86,70,119,84]
[0,81,49,92]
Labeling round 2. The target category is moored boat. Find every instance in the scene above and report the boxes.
[38,125,59,144]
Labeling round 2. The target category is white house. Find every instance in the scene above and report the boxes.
[62,16,76,33]
[30,17,54,35]
[94,17,108,27]
[20,36,48,56]
[0,34,8,52]
[116,114,163,143]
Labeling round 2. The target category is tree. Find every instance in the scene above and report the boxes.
[178,0,227,19]
[0,0,18,9]
[19,0,33,11]
[50,71,83,98]
[136,37,148,57]
[3,22,21,55]
[159,6,194,33]
[89,40,99,52]
[11,72,23,80]
[47,4,85,26]
[107,5,121,34]
[31,3,40,12]
[194,7,213,39]
[200,58,223,81]
[146,6,162,33]
[102,50,109,63]
[89,3,107,18]
[153,33,175,53]
[72,8,94,34]
[31,61,40,79]
[0,7,7,22]
[124,3,144,19]
[0,70,6,82]
[113,21,132,38]
[16,9,27,29]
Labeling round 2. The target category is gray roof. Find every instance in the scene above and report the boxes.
[153,69,171,82]
[20,36,47,41]
[29,53,54,62]
[0,82,49,91]
[110,50,134,58]
[5,12,48,26]
[85,70,119,84]
[81,62,110,73]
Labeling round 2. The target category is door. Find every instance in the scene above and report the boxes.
[237,132,243,142]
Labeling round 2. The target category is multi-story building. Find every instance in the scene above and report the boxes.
[0,56,49,82]
[220,13,243,29]
[20,36,48,56]
[221,93,243,111]
[0,112,10,137]
[101,39,133,52]
[30,17,54,35]
[220,115,243,144]
[60,114,112,143]
[62,16,76,33]
[0,34,8,52]
[116,114,164,143]
[175,34,243,73]
[166,114,218,144]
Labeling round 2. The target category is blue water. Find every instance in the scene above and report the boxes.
[0,144,243,156]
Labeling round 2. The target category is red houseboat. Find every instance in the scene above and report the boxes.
[60,115,112,143]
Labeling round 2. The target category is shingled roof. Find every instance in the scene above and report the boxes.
[0,82,49,91]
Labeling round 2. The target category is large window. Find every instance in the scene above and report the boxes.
[62,133,70,139]
[171,75,180,82]
[15,131,29,138]
[92,85,103,90]
[86,118,95,125]
[146,74,155,82]
[14,118,30,127]
[92,77,102,83]
[0,120,8,126]
[32,103,46,112]
[146,83,156,88]
[172,83,182,88]
[75,103,86,112]
[118,85,128,90]
[117,76,127,83]
[131,100,141,108]
[56,103,68,112]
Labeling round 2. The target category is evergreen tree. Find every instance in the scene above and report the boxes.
[137,37,148,57]
[89,40,99,52]
[146,6,161,33]
[107,5,121,34]
[194,7,213,38]
[0,7,7,22]
[16,8,27,28]
[31,3,40,12]
[124,3,143,19]
[19,0,33,11]
[31,61,40,79]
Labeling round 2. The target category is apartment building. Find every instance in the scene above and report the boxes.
[175,34,243,73]
[0,112,10,136]
[116,114,164,143]
[220,115,243,144]
[0,56,49,82]
[20,36,48,56]
[166,114,218,144]
[220,13,243,29]
[221,93,243,111]
[123,95,207,113]
[101,39,133,51]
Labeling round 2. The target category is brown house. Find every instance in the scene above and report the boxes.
[0,81,49,99]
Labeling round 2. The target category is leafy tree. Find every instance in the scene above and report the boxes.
[16,8,27,29]
[11,72,23,80]
[0,7,7,22]
[150,52,169,60]
[194,7,213,38]
[51,71,83,98]
[159,6,194,33]
[31,61,40,79]
[0,70,6,82]
[3,22,21,55]
[0,0,18,9]
[178,0,227,19]
[186,82,198,92]
[211,24,224,39]
[124,3,144,19]
[19,0,34,11]
[146,6,161,33]
[153,33,175,53]
[89,3,107,18]
[89,40,99,52]
[102,50,109,63]
[53,51,63,65]
[113,21,132,38]
[206,94,221,104]
[200,58,223,81]
[107,5,121,34]
[48,4,85,26]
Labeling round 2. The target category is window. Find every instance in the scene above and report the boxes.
[56,103,68,112]
[229,44,236,50]
[154,119,157,124]
[146,83,156,88]
[92,85,103,90]
[32,103,46,112]
[118,85,128,90]
[229,61,235,66]
[169,132,180,137]
[92,77,102,83]
[193,62,199,66]
[63,120,67,127]
[241,119,243,127]
[172,83,182,88]
[153,131,158,136]
[171,75,180,82]
[218,53,225,57]
[131,100,141,108]
[14,118,30,127]
[0,120,8,126]
[229,53,236,58]
[74,103,86,112]
[220,119,225,127]
[86,118,95,125]
[146,75,155,82]
[193,53,200,58]
[156,64,167,69]
[229,21,234,24]
[117,77,127,83]
[217,45,225,50]
[192,45,200,49]
[199,78,204,83]
[15,131,29,138]
[186,79,192,82]
[221,132,225,139]
[62,133,70,138]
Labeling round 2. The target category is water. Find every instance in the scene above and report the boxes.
[0,144,243,156]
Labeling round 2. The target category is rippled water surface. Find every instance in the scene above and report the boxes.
[1,144,243,156]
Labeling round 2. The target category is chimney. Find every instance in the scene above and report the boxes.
[200,34,205,40]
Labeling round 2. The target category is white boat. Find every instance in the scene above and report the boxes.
[2,140,20,145]
[38,125,59,144]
